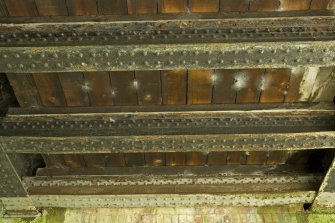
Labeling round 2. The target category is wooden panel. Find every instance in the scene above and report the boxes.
[6,74,41,108]
[33,73,67,107]
[212,69,236,104]
[187,70,212,104]
[166,153,186,166]
[35,0,68,16]
[207,152,227,166]
[186,152,206,166]
[97,0,127,15]
[66,0,98,15]
[310,67,335,102]
[189,0,219,12]
[58,73,90,107]
[127,0,158,14]
[83,154,107,168]
[109,71,138,106]
[4,0,38,16]
[279,0,310,10]
[250,0,279,11]
[0,0,8,16]
[220,0,249,12]
[227,152,247,165]
[125,153,145,167]
[159,0,186,13]
[285,68,305,102]
[310,0,329,9]
[84,72,114,106]
[246,152,268,165]
[260,69,290,103]
[105,154,126,167]
[135,71,162,105]
[63,154,86,168]
[236,69,263,103]
[42,155,66,168]
[161,70,187,105]
[145,153,165,166]
[267,151,288,165]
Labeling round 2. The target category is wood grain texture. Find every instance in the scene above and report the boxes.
[105,154,126,167]
[227,152,247,165]
[4,0,38,16]
[58,73,90,107]
[6,74,41,108]
[166,153,186,166]
[66,0,98,15]
[187,70,212,104]
[189,0,219,12]
[161,70,187,105]
[186,152,206,166]
[97,0,127,15]
[246,151,268,165]
[84,72,114,106]
[109,71,138,106]
[0,0,8,16]
[310,67,335,102]
[285,68,305,103]
[159,0,186,13]
[260,69,290,103]
[35,0,68,16]
[235,69,263,103]
[279,0,310,10]
[135,71,162,105]
[127,0,158,14]
[145,153,166,166]
[83,154,107,168]
[33,73,67,107]
[250,0,279,11]
[212,69,236,104]
[63,154,86,168]
[267,151,288,165]
[207,152,227,165]
[220,0,249,12]
[125,153,146,167]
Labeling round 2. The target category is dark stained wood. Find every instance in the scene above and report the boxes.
[207,152,227,166]
[127,0,158,14]
[250,0,279,11]
[32,73,67,107]
[310,0,329,9]
[285,68,305,103]
[4,0,38,16]
[220,0,249,12]
[35,0,68,16]
[84,72,114,106]
[260,69,290,103]
[286,151,313,165]
[0,0,8,16]
[105,154,126,167]
[145,153,166,166]
[246,152,268,165]
[187,70,212,104]
[124,153,146,167]
[189,0,219,12]
[58,73,90,107]
[97,0,127,15]
[159,0,186,13]
[135,71,162,105]
[161,70,187,105]
[63,154,86,168]
[212,69,236,104]
[227,152,247,165]
[267,151,288,165]
[66,0,98,15]
[166,153,186,166]
[6,74,41,108]
[109,71,138,106]
[279,0,310,10]
[235,69,263,103]
[186,152,206,166]
[83,154,107,168]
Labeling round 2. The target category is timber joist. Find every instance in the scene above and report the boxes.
[0,12,335,72]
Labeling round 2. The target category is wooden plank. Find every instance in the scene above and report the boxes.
[109,71,138,106]
[161,70,186,105]
[158,0,186,13]
[145,153,165,166]
[4,0,38,16]
[63,154,86,168]
[250,0,279,11]
[220,0,249,12]
[267,151,288,165]
[212,69,236,104]
[246,151,268,165]
[227,152,247,165]
[235,69,263,103]
[42,155,66,168]
[58,73,90,107]
[6,74,41,108]
[189,0,219,12]
[35,0,68,16]
[207,152,227,166]
[166,153,186,166]
[84,72,114,106]
[97,0,127,15]
[127,0,158,14]
[66,0,98,16]
[105,154,126,167]
[310,68,335,102]
[135,71,162,105]
[260,69,290,103]
[310,0,329,9]
[279,0,310,10]
[285,68,305,102]
[187,70,212,104]
[186,153,206,166]
[32,73,67,107]
[124,153,145,167]
[0,0,8,16]
[83,154,107,168]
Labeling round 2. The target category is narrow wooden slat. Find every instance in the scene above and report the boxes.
[158,0,186,13]
[6,74,41,108]
[310,67,335,102]
[84,72,114,106]
[285,68,305,102]
[145,153,165,166]
[249,0,279,11]
[161,70,186,105]
[187,70,212,104]
[58,73,90,107]
[227,152,247,165]
[260,69,290,103]
[83,154,107,168]
[32,73,67,107]
[127,0,158,14]
[109,71,138,106]
[63,154,86,168]
[97,0,127,15]
[166,153,186,166]
[207,152,227,166]
[66,0,98,15]
[212,69,236,104]
[0,0,8,16]
[189,0,219,12]
[186,152,206,166]
[135,71,162,105]
[4,0,38,16]
[105,154,126,167]
[279,0,310,10]
[35,0,68,16]
[125,153,145,167]
[220,0,249,12]
[235,69,263,103]
[246,152,268,165]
